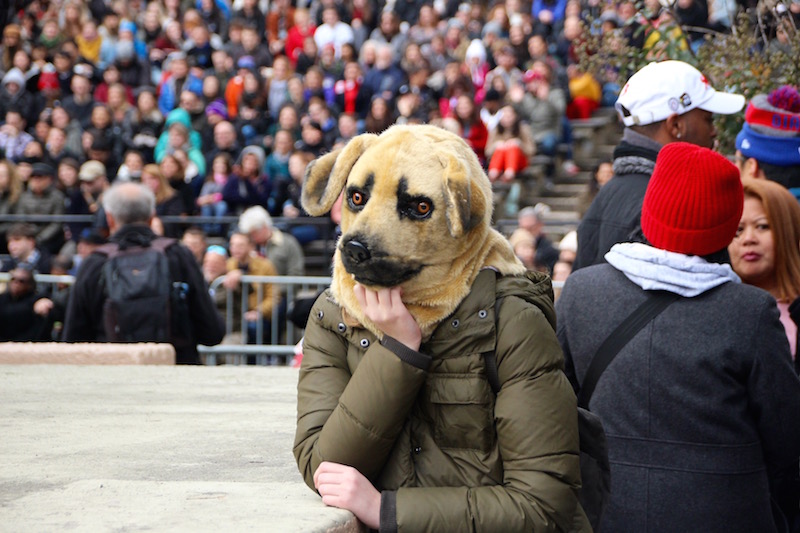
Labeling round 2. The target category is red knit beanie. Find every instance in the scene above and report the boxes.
[641,142,743,256]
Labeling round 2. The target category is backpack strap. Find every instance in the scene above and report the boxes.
[149,237,177,253]
[484,296,504,395]
[577,290,679,409]
[94,242,120,258]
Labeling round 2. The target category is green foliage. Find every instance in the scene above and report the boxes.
[576,4,800,153]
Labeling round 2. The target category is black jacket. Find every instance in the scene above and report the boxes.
[0,290,52,341]
[573,140,658,270]
[63,224,225,363]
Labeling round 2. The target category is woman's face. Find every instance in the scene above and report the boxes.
[58,164,78,188]
[91,107,111,129]
[141,171,160,193]
[13,50,30,71]
[728,196,775,289]
[455,96,474,118]
[161,157,180,178]
[596,162,613,186]
[108,86,126,108]
[51,107,69,128]
[499,106,517,127]
[371,98,388,118]
[212,157,228,174]
[138,91,156,111]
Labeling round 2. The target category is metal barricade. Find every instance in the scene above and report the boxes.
[0,272,76,287]
[0,272,565,365]
[201,275,332,365]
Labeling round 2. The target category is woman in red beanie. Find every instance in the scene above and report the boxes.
[729,178,800,373]
[556,142,800,532]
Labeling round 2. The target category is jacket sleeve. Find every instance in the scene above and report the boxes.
[294,296,431,489]
[178,246,225,346]
[572,201,600,271]
[388,299,582,533]
[36,191,65,246]
[63,254,106,342]
[252,259,278,318]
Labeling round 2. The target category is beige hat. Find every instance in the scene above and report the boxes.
[79,160,107,181]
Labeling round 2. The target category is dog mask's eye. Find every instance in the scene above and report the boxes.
[348,188,369,211]
[401,197,435,220]
[415,201,431,216]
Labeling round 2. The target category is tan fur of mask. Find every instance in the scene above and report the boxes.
[302,124,525,340]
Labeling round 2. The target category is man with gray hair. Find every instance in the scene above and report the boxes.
[64,183,225,364]
[236,206,305,278]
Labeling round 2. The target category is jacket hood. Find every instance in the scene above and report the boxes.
[465,39,487,63]
[2,67,25,88]
[238,145,266,169]
[494,269,557,330]
[606,242,740,297]
[164,108,193,129]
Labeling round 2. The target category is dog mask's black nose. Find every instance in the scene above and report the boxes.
[343,240,371,264]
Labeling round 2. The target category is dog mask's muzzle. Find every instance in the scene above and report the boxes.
[343,240,371,264]
[340,235,423,287]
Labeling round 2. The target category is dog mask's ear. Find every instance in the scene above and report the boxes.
[442,154,481,238]
[301,133,379,216]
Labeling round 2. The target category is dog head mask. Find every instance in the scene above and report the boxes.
[302,124,525,339]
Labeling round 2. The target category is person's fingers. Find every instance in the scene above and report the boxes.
[375,287,393,307]
[363,285,380,309]
[353,283,365,309]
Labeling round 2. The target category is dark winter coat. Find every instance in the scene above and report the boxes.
[556,264,800,532]
[573,133,658,271]
[63,224,225,364]
[295,269,590,532]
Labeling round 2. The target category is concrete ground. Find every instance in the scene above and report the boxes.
[0,365,362,533]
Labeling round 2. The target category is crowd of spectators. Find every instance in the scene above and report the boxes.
[0,0,797,340]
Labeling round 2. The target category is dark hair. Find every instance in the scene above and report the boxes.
[760,161,800,190]
[7,222,38,239]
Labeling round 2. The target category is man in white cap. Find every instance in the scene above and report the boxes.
[573,60,745,270]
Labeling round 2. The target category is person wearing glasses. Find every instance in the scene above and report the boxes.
[0,264,53,341]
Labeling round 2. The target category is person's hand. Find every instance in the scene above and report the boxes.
[283,204,300,218]
[535,82,550,100]
[223,269,242,290]
[314,461,380,530]
[539,9,554,24]
[0,123,18,136]
[353,284,421,350]
[244,310,260,322]
[508,83,525,103]
[33,298,54,316]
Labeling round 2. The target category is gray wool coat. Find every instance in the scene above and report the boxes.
[556,264,800,532]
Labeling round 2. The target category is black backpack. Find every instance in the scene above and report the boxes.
[484,296,611,531]
[97,237,176,343]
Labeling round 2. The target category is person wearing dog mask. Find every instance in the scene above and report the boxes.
[294,124,590,531]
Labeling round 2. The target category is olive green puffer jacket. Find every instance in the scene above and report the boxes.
[294,269,588,532]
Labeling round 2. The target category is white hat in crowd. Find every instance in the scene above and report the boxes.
[615,60,745,127]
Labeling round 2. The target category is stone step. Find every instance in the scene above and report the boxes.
[526,195,583,211]
[548,183,587,196]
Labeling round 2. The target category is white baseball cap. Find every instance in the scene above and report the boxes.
[615,61,745,127]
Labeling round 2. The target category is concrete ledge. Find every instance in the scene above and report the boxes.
[0,342,176,365]
[0,365,361,532]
